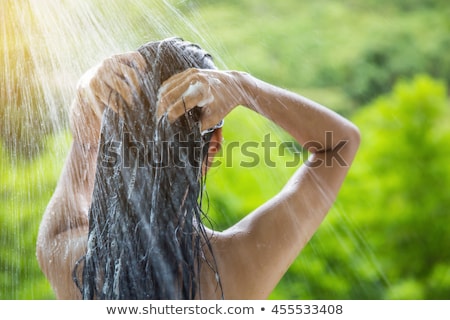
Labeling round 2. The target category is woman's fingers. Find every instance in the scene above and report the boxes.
[103,54,146,110]
[158,80,214,121]
[71,52,148,144]
[157,68,230,129]
[157,68,198,117]
[77,52,146,116]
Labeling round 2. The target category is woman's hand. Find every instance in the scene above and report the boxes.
[70,52,147,143]
[156,68,251,131]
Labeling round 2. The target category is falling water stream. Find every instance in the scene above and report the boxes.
[1,0,387,300]
[0,0,226,299]
[1,0,294,299]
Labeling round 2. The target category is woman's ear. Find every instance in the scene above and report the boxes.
[208,128,223,155]
[203,128,223,175]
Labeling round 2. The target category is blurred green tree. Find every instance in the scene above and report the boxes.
[0,133,70,299]
[341,35,450,105]
[345,75,450,299]
[288,75,450,299]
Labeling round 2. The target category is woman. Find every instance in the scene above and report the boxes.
[36,38,360,299]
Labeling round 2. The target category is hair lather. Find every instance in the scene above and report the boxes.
[74,38,222,299]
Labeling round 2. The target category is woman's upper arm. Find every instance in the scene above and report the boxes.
[36,208,88,299]
[212,125,360,299]
[36,141,96,298]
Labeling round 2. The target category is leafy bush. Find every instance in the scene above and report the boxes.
[0,133,71,299]
[328,75,450,299]
[341,33,450,105]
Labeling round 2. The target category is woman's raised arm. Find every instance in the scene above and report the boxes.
[36,52,147,299]
[157,68,361,299]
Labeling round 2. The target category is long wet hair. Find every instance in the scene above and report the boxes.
[74,38,222,299]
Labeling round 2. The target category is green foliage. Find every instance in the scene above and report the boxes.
[195,0,449,115]
[332,75,450,299]
[0,133,71,299]
[340,32,450,105]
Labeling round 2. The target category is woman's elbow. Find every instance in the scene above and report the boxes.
[347,121,361,147]
[341,122,361,165]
